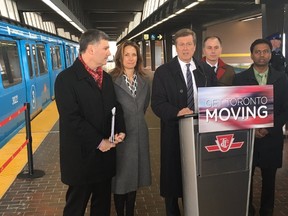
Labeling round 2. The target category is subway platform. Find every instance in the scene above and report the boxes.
[1,73,288,216]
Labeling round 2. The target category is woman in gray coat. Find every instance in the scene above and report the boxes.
[110,40,151,216]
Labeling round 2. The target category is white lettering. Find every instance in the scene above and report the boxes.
[206,109,217,122]
[219,108,230,121]
[12,95,18,105]
[205,106,268,122]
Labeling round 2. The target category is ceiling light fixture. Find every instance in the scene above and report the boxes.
[185,2,200,9]
[42,0,85,32]
[240,15,262,22]
[70,21,85,32]
[175,8,186,15]
[129,1,201,40]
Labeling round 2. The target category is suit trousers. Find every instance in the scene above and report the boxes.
[113,191,137,216]
[63,180,112,216]
[250,167,277,216]
[164,197,181,216]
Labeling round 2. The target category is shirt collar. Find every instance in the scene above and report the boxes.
[79,54,103,74]
[253,67,269,76]
[178,57,196,71]
[206,61,218,68]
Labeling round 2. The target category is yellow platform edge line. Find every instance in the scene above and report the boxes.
[0,100,59,199]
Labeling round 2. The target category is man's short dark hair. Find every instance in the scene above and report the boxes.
[250,39,272,53]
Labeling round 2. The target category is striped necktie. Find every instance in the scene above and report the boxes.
[186,63,194,110]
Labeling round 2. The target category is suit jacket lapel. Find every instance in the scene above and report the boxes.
[245,65,280,85]
[136,75,146,99]
[242,66,257,85]
[267,66,282,84]
[171,57,186,85]
[115,74,147,101]
[74,58,101,91]
[114,75,136,98]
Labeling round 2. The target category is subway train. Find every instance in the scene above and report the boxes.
[0,19,79,148]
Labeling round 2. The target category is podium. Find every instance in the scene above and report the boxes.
[179,115,254,216]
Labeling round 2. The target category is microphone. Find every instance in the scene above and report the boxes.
[196,63,207,87]
[191,58,208,87]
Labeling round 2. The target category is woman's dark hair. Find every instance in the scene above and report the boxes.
[110,40,145,79]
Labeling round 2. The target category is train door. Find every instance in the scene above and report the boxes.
[70,45,77,62]
[64,45,72,67]
[35,43,50,107]
[48,44,64,99]
[20,41,42,117]
[0,39,26,147]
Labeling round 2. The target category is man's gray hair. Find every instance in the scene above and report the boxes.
[79,29,110,53]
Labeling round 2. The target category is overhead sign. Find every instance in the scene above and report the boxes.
[198,85,274,133]
[143,34,149,40]
[143,33,163,41]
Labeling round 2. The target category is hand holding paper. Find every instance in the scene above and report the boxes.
[114,132,125,143]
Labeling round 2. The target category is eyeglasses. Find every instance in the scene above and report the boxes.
[177,42,194,48]
[253,49,271,55]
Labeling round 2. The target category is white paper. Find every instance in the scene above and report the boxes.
[110,107,116,142]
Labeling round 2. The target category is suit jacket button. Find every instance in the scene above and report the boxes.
[180,89,183,93]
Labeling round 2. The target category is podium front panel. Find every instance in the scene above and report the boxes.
[198,130,250,177]
[179,116,254,216]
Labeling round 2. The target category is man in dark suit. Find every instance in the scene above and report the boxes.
[233,39,288,216]
[151,28,217,216]
[202,36,235,86]
[55,29,126,216]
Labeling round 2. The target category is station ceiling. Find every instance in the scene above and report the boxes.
[16,0,263,42]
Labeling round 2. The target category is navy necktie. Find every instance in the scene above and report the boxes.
[186,63,194,110]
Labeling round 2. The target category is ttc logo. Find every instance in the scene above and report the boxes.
[205,134,244,152]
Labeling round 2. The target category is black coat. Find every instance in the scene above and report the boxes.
[55,58,125,185]
[270,50,286,73]
[233,65,288,168]
[151,57,217,197]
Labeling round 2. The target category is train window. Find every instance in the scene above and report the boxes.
[36,44,48,75]
[71,47,76,62]
[65,46,71,66]
[25,45,33,78]
[31,45,39,76]
[50,47,54,69]
[0,41,22,88]
[51,45,62,70]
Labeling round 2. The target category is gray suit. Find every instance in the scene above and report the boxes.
[111,74,151,194]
